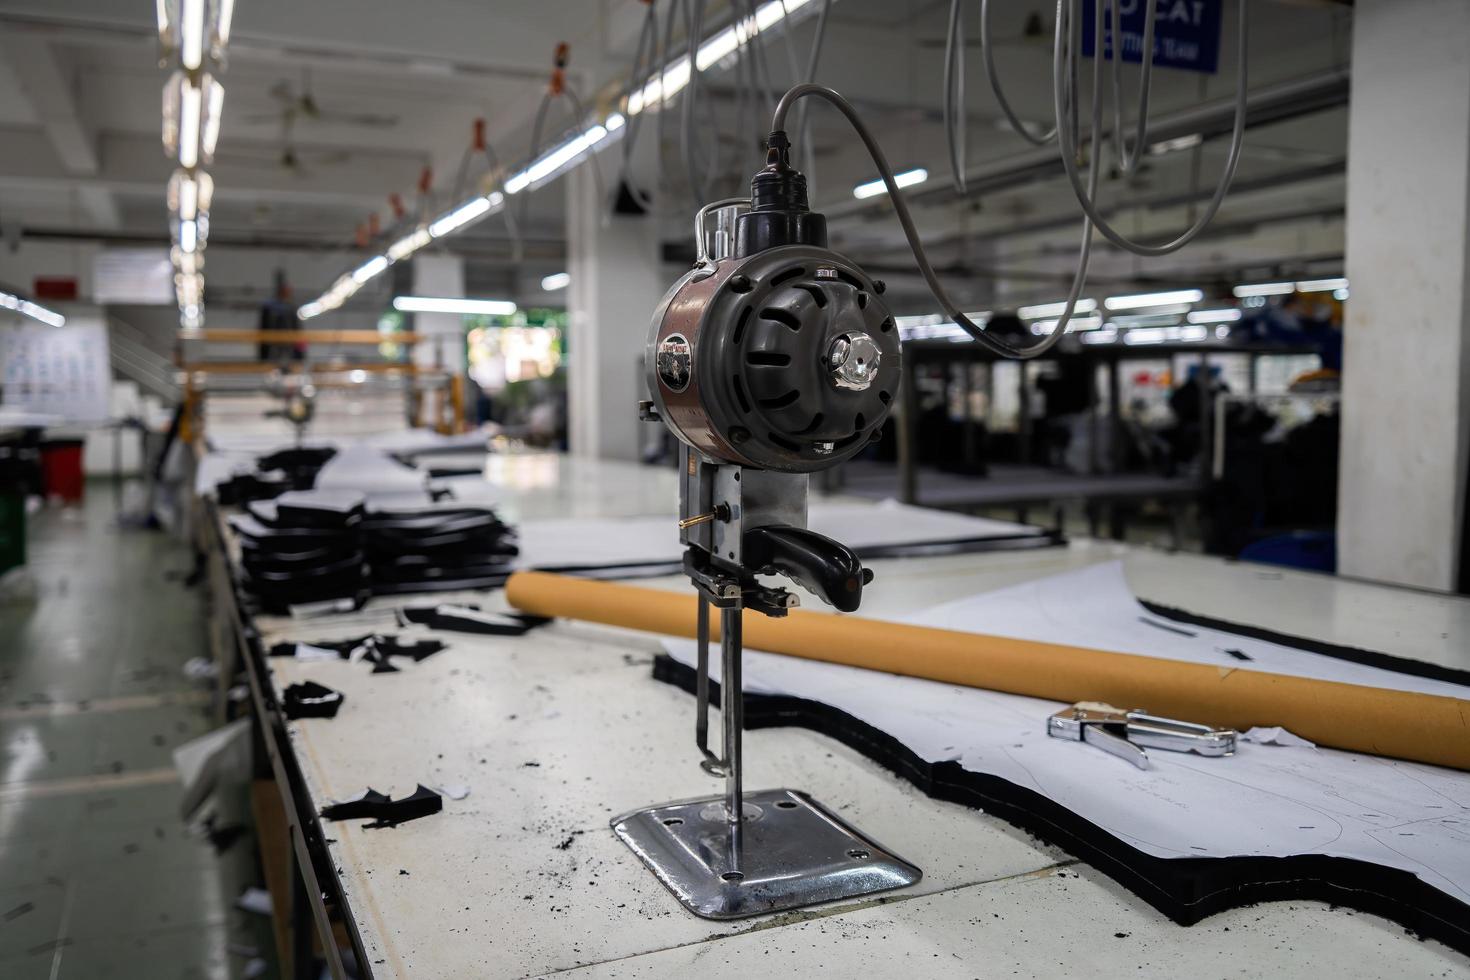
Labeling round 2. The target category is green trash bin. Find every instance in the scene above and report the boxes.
[0,486,23,574]
[0,438,30,574]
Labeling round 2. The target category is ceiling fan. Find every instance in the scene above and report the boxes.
[242,68,400,130]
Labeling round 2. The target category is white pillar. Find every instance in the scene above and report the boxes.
[410,253,467,374]
[1338,0,1470,592]
[564,137,663,461]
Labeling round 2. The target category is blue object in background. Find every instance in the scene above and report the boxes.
[1239,531,1338,574]
[1082,0,1223,74]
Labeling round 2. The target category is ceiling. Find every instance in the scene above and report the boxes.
[0,0,1354,320]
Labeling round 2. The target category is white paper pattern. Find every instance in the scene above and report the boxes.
[664,562,1470,905]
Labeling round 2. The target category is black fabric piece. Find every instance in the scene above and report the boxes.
[268,634,447,669]
[216,471,293,506]
[281,681,345,720]
[320,789,392,821]
[651,655,1470,955]
[1139,599,1470,689]
[256,446,336,484]
[393,604,550,636]
[371,659,400,674]
[320,785,442,828]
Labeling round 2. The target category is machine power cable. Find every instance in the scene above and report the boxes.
[770,66,1100,359]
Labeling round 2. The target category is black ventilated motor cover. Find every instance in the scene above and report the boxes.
[693,245,900,472]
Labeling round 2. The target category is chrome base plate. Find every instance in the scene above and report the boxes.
[611,788,921,920]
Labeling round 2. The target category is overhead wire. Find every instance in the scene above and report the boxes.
[769,0,1100,359]
[1054,0,1249,256]
[519,68,610,233]
[922,0,1247,355]
[448,122,524,260]
[1106,0,1156,177]
[618,0,664,211]
[682,0,714,206]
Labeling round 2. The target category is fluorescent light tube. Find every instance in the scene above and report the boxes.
[1232,282,1293,298]
[1017,298,1098,319]
[1186,308,1242,324]
[392,296,518,316]
[853,167,927,200]
[177,80,201,168]
[351,255,389,283]
[429,196,493,237]
[178,175,198,220]
[216,0,235,47]
[181,0,204,69]
[1296,277,1348,293]
[386,227,431,261]
[1104,289,1203,311]
[1,292,66,327]
[202,78,224,159]
[179,219,198,253]
[541,272,570,291]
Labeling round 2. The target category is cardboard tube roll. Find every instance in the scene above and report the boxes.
[505,571,1470,772]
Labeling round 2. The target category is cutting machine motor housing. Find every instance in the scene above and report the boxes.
[645,135,902,474]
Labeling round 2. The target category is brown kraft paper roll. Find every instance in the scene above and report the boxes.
[504,571,1470,772]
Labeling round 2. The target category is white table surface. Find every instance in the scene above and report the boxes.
[239,453,1470,978]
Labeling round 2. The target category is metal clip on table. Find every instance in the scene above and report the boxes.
[615,134,919,919]
[1047,702,1237,769]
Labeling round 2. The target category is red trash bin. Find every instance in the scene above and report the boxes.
[40,439,85,504]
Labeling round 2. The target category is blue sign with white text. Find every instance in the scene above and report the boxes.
[1081,0,1223,75]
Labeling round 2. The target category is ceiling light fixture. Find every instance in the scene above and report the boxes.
[0,291,66,328]
[302,0,818,319]
[392,296,518,316]
[1296,277,1348,293]
[541,272,570,291]
[1232,281,1294,298]
[1104,289,1204,311]
[853,167,927,200]
[1186,308,1242,324]
[1017,298,1098,319]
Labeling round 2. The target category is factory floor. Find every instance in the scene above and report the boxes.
[0,488,273,979]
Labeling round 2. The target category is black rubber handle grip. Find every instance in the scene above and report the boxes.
[742,524,868,613]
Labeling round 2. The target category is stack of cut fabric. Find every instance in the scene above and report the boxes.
[230,489,519,612]
[232,489,370,613]
[363,503,519,594]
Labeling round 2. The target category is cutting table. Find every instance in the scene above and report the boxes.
[202,453,1470,978]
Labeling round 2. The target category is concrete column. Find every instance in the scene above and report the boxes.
[564,134,663,462]
[410,253,467,374]
[1338,0,1470,592]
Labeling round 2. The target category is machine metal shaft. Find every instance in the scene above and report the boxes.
[720,604,744,874]
[695,594,712,765]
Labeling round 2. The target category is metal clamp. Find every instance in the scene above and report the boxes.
[1046,702,1236,770]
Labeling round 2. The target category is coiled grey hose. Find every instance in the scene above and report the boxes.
[682,0,713,207]
[978,0,1059,148]
[521,83,608,231]
[771,72,1100,360]
[943,0,967,193]
[953,0,1081,191]
[1054,0,1249,256]
[619,0,663,210]
[1107,0,1156,177]
[449,139,524,261]
[794,0,833,168]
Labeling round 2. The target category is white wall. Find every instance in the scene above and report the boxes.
[1338,0,1470,592]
